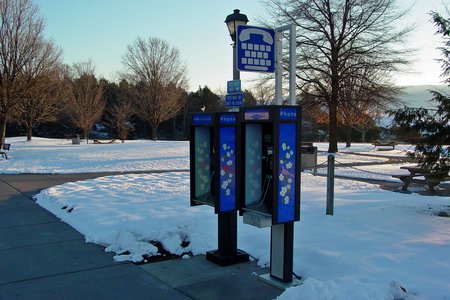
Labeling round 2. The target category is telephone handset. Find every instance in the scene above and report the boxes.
[263,146,274,177]
[239,28,274,45]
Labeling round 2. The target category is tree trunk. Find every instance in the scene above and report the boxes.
[346,125,352,148]
[151,125,158,141]
[172,118,177,140]
[361,124,367,143]
[183,107,189,139]
[328,100,338,153]
[27,126,33,142]
[0,115,7,145]
[84,128,89,144]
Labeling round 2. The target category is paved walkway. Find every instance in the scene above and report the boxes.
[0,173,281,300]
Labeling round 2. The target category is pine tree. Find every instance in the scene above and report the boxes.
[392,11,450,176]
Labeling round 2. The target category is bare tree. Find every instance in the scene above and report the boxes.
[338,98,378,146]
[121,37,188,140]
[104,79,134,142]
[105,101,134,143]
[253,81,275,105]
[64,60,105,143]
[338,66,401,146]
[20,68,66,141]
[18,40,64,141]
[266,0,412,152]
[0,0,47,144]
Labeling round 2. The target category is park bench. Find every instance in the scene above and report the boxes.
[392,166,450,194]
[0,143,11,159]
[93,139,117,144]
[372,140,398,150]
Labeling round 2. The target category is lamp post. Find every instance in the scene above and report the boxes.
[204,9,250,267]
[225,9,249,81]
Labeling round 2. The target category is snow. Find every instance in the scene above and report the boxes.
[0,137,189,173]
[2,137,450,299]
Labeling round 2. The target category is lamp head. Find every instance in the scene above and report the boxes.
[225,9,249,42]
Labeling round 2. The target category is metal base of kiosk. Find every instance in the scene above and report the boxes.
[258,273,302,290]
[206,211,250,266]
[206,249,249,266]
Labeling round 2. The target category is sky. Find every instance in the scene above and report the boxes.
[35,0,448,93]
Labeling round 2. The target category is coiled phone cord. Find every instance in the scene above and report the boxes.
[251,175,271,208]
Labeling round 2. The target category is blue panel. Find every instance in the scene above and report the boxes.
[219,113,237,125]
[277,123,296,223]
[225,93,243,107]
[279,107,298,121]
[236,25,275,73]
[227,80,241,94]
[192,114,213,125]
[219,127,236,211]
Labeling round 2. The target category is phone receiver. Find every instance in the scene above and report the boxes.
[239,28,273,45]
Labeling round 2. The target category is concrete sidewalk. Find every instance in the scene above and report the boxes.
[0,174,282,300]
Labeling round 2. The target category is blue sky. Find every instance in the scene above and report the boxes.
[36,0,447,92]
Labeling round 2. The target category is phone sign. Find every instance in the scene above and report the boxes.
[236,25,275,73]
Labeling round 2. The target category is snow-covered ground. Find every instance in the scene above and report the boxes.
[0,137,189,174]
[2,137,450,299]
[1,137,415,181]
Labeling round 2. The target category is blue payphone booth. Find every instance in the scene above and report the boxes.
[190,112,249,265]
[240,105,301,284]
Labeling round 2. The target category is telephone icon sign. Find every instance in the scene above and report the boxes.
[236,25,275,73]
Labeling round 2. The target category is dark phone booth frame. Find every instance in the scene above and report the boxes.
[190,112,248,266]
[190,112,242,213]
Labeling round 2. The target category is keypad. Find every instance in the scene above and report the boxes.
[240,43,272,71]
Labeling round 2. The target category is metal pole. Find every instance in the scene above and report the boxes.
[270,222,294,283]
[289,24,296,106]
[228,43,240,113]
[266,25,298,287]
[275,29,283,105]
[326,154,335,215]
[233,44,240,81]
[217,42,239,255]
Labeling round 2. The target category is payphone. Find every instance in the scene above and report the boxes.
[190,112,242,212]
[240,106,301,226]
[190,112,249,265]
[240,105,301,284]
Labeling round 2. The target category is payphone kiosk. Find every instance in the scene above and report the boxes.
[190,112,249,265]
[240,105,301,285]
[190,112,241,212]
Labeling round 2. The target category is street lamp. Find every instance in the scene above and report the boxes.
[202,9,251,267]
[225,9,249,80]
[225,9,249,42]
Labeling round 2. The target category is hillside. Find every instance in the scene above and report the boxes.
[396,85,449,109]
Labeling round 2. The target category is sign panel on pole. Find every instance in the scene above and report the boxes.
[236,25,275,73]
[227,80,241,94]
[225,93,243,107]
